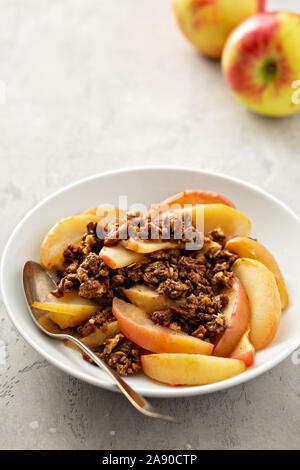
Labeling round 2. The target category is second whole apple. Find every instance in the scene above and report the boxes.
[172,0,265,58]
[222,11,300,116]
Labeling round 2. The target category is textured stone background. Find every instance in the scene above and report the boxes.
[0,0,300,450]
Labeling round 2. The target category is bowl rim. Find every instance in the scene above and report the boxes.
[1,165,300,398]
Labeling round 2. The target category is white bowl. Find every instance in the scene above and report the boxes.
[1,167,300,398]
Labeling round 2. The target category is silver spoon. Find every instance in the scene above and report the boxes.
[23,261,175,421]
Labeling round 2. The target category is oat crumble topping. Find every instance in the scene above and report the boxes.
[51,215,238,376]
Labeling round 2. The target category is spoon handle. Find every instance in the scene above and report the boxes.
[64,334,175,422]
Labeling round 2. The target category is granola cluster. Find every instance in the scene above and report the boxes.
[77,307,116,337]
[104,210,203,248]
[83,333,141,376]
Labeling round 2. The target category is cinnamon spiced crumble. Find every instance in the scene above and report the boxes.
[52,217,238,375]
[83,333,141,376]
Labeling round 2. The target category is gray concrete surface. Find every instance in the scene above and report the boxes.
[0,0,300,450]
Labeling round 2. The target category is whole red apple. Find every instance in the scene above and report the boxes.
[172,0,265,59]
[222,11,300,116]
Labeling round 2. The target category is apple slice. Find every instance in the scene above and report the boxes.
[190,204,251,239]
[156,190,235,209]
[232,258,281,350]
[229,329,255,367]
[100,243,146,269]
[213,275,250,357]
[125,238,184,254]
[32,291,100,314]
[32,292,100,329]
[40,214,102,269]
[112,298,213,355]
[170,205,251,240]
[141,353,245,385]
[124,284,185,313]
[66,320,121,351]
[81,320,120,349]
[80,205,126,220]
[50,310,95,330]
[225,237,288,311]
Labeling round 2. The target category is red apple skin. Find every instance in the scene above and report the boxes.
[222,11,300,116]
[112,298,214,355]
[229,330,255,367]
[231,348,255,368]
[172,0,265,59]
[213,275,251,357]
[156,190,235,209]
[232,258,281,351]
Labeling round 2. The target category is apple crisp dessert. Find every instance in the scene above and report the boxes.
[33,190,288,385]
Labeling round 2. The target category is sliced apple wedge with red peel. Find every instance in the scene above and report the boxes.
[40,214,102,269]
[229,329,255,367]
[155,190,235,208]
[225,237,288,311]
[125,238,184,254]
[32,292,100,329]
[124,284,185,313]
[232,258,281,351]
[112,298,213,355]
[100,243,146,269]
[141,353,245,386]
[213,275,250,357]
